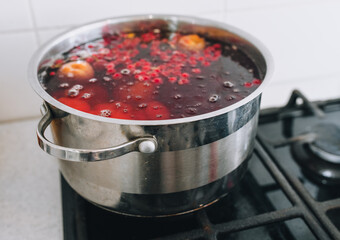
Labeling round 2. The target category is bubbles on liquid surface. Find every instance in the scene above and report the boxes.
[223,81,234,88]
[209,94,219,103]
[121,69,130,75]
[226,95,236,101]
[186,107,197,114]
[173,94,182,100]
[100,109,111,117]
[59,83,69,88]
[68,88,79,97]
[73,85,83,90]
[82,93,91,99]
[103,76,111,82]
[138,103,147,108]
[67,84,84,97]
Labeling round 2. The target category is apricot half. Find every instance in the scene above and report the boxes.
[58,60,94,81]
[178,34,205,51]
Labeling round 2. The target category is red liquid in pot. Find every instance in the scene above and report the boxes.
[41,29,262,120]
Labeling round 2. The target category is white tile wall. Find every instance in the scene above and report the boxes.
[37,27,70,45]
[226,0,340,107]
[0,32,41,122]
[0,0,340,121]
[0,0,33,32]
[227,0,321,11]
[31,0,224,28]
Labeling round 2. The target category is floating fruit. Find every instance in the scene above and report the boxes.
[178,34,205,51]
[58,97,91,112]
[144,101,170,120]
[58,60,94,81]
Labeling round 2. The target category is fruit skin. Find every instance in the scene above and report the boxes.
[58,60,94,82]
[58,97,91,112]
[116,81,155,102]
[144,101,170,120]
[178,34,205,51]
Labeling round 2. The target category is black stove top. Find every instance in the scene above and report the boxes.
[62,90,340,240]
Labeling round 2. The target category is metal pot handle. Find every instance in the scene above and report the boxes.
[37,103,158,162]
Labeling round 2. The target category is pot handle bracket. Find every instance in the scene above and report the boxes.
[37,102,158,162]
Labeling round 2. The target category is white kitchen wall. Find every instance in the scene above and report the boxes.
[0,0,339,122]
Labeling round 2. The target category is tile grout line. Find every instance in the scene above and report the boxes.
[27,0,41,46]
[0,25,75,36]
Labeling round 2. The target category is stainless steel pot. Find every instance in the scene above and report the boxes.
[28,15,273,217]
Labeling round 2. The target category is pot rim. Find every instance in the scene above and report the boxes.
[28,14,274,126]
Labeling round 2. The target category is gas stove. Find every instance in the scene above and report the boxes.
[61,90,340,240]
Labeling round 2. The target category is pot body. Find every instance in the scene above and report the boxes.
[51,95,259,216]
[29,15,273,217]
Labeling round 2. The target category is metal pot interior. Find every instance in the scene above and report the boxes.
[28,14,273,126]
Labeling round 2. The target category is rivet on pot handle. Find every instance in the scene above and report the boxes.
[37,103,158,162]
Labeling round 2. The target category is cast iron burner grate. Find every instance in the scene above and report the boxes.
[62,90,340,240]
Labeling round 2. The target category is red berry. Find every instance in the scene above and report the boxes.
[54,59,64,65]
[70,56,79,61]
[106,62,115,69]
[252,79,261,85]
[142,65,151,71]
[86,57,94,63]
[181,72,189,78]
[168,77,177,83]
[150,72,158,78]
[152,78,163,84]
[192,68,201,74]
[178,78,190,85]
[49,72,56,76]
[141,32,156,42]
[244,82,253,88]
[106,68,116,74]
[113,73,122,79]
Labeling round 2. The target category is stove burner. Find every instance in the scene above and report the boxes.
[291,123,340,185]
[309,123,340,164]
